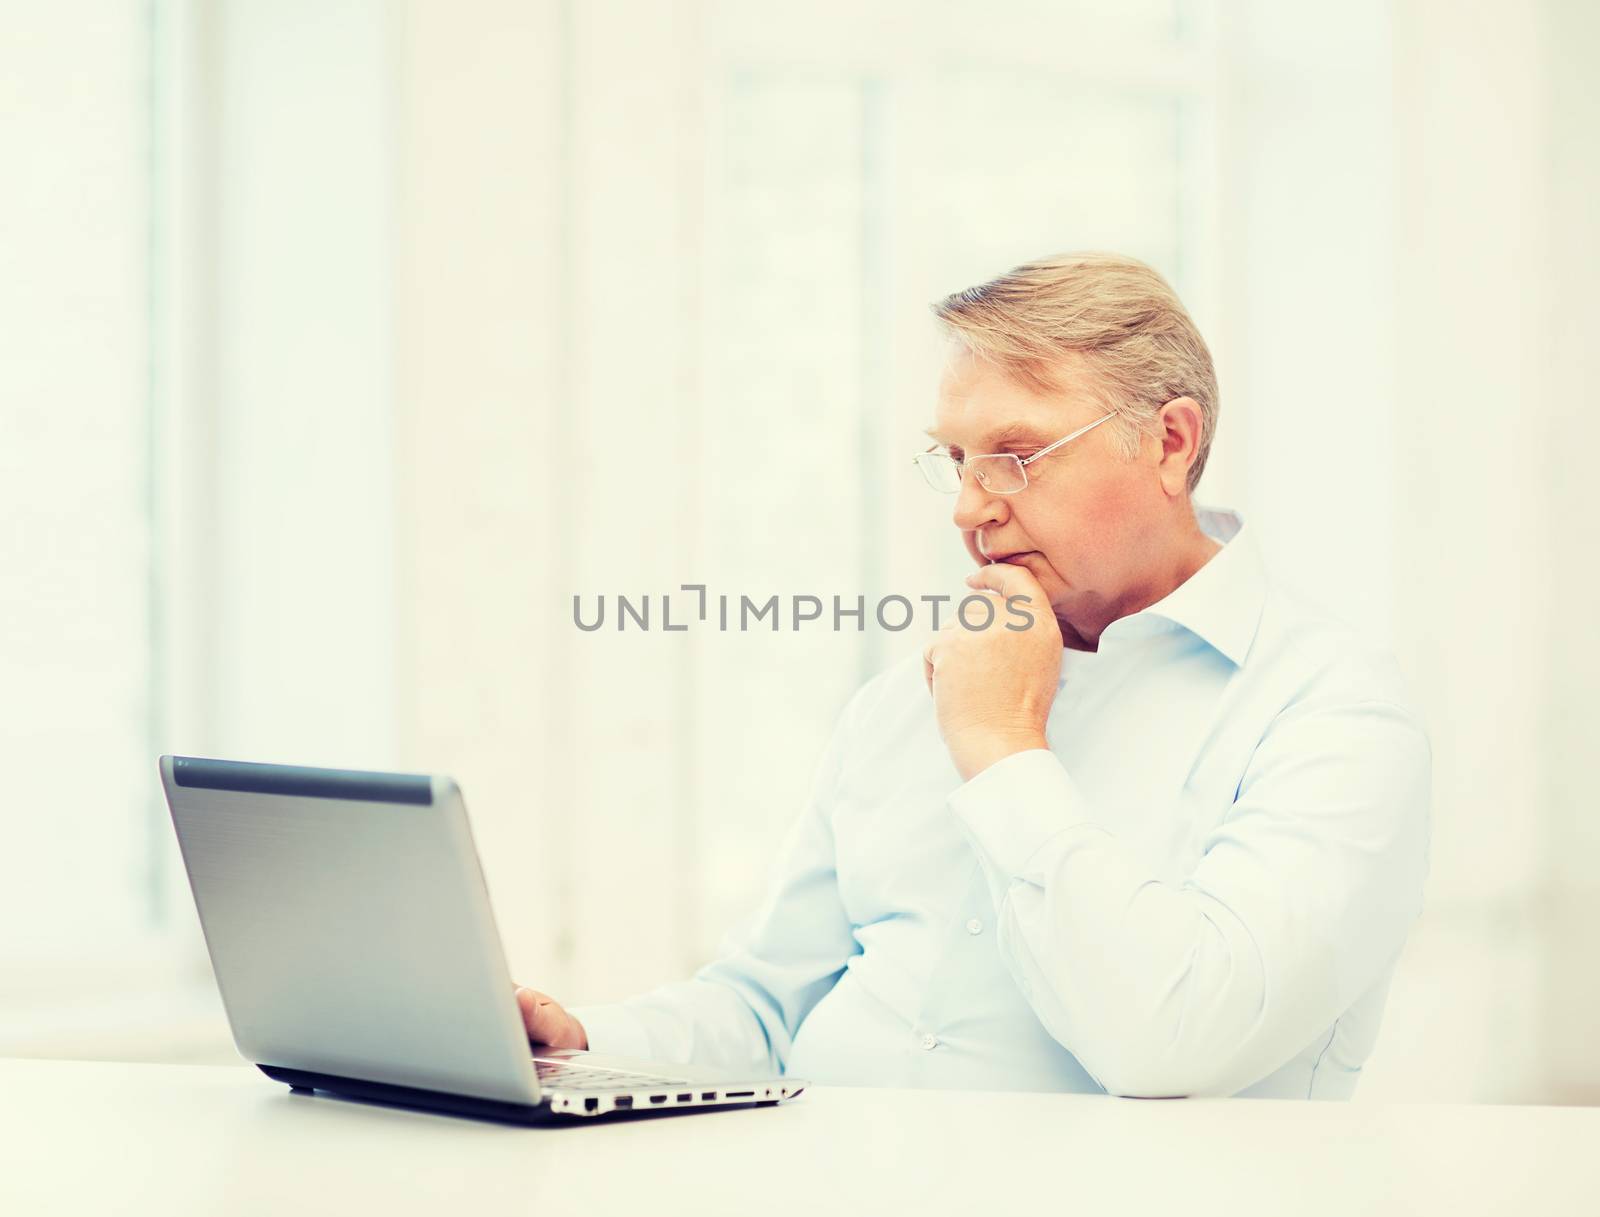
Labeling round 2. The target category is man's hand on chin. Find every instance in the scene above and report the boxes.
[922,561,1062,782]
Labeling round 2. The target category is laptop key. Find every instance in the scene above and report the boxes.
[534,1062,686,1090]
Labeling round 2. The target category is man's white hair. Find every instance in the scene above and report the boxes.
[934,252,1218,492]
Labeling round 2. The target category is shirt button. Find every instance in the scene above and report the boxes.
[919,1033,939,1051]
[965,918,983,935]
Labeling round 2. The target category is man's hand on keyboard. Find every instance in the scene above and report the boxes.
[514,985,589,1051]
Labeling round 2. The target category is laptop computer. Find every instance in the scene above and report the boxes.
[158,754,805,1123]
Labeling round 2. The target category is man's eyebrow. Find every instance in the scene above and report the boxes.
[983,423,1052,448]
[922,423,1051,449]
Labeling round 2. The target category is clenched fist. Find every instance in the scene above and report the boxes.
[922,560,1061,781]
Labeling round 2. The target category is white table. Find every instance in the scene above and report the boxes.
[2,1058,1595,1215]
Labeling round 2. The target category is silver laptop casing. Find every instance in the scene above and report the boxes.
[159,755,802,1118]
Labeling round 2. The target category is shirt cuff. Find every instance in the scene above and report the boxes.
[947,747,1097,878]
[566,1003,656,1061]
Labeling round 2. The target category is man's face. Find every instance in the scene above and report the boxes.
[928,348,1172,644]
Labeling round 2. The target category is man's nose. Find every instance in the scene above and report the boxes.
[951,467,1006,533]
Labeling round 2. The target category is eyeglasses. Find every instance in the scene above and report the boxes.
[912,412,1116,494]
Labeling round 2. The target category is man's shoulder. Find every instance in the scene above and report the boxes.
[1252,579,1426,727]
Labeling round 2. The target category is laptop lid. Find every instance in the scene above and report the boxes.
[159,755,541,1106]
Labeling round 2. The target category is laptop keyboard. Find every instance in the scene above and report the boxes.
[534,1060,688,1092]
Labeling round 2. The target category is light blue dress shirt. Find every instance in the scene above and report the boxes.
[573,507,1431,1099]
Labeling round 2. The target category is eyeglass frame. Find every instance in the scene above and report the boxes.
[912,410,1117,494]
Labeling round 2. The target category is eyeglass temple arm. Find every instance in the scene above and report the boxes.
[913,411,1114,467]
[1018,411,1116,467]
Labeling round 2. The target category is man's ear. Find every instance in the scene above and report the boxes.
[1155,397,1203,496]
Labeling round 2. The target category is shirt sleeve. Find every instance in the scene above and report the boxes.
[947,695,1432,1099]
[569,685,867,1075]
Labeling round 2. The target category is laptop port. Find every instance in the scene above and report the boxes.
[726,1091,754,1099]
[649,1094,668,1105]
[584,1097,598,1112]
[701,1091,716,1101]
[613,1095,632,1109]
[677,1093,692,1102]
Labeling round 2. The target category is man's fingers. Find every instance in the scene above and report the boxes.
[515,986,560,1043]
[514,984,589,1050]
[923,613,962,691]
[965,561,1043,603]
[514,985,541,1036]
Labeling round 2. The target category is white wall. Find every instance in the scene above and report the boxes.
[1373,0,1588,1104]
[0,2,154,972]
[389,0,578,994]
[208,0,398,770]
[1217,0,1397,638]
[1538,0,1600,1106]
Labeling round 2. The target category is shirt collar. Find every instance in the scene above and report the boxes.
[1100,504,1268,666]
